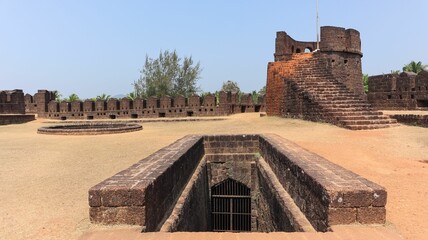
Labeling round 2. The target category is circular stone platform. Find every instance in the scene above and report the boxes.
[37,123,142,135]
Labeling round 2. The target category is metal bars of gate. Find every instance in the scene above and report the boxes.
[211,178,251,232]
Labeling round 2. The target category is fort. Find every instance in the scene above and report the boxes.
[266,26,398,130]
[2,25,427,240]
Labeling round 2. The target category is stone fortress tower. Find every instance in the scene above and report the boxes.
[266,26,397,130]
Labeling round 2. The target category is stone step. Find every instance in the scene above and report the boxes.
[336,115,391,121]
[343,123,399,130]
[321,103,371,108]
[324,111,383,117]
[322,107,376,113]
[339,119,397,125]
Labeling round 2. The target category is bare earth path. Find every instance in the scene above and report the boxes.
[0,113,427,239]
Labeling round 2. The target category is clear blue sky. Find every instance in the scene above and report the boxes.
[1,1,427,99]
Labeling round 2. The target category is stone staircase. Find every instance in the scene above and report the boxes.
[276,53,398,130]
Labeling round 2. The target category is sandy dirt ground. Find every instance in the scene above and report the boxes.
[0,113,427,240]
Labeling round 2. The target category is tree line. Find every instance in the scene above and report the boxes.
[55,50,265,103]
[53,50,426,101]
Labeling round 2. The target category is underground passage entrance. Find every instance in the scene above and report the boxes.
[211,178,251,232]
[89,134,388,234]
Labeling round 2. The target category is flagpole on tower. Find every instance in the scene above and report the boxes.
[316,0,320,50]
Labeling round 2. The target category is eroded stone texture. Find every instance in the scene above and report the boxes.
[368,71,428,110]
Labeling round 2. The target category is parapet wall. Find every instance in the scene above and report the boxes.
[0,89,25,114]
[272,26,364,99]
[25,91,266,120]
[368,71,428,110]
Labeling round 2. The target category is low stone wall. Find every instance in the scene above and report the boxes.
[0,114,35,125]
[258,134,387,231]
[389,114,428,128]
[37,123,142,135]
[88,135,204,231]
[160,160,210,232]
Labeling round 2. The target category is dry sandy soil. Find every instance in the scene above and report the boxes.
[0,113,427,240]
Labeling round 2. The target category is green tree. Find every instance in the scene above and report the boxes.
[221,80,240,93]
[126,92,137,100]
[64,93,80,102]
[402,61,427,73]
[251,90,259,104]
[52,90,62,101]
[133,50,202,98]
[96,94,111,101]
[258,86,266,95]
[362,74,369,93]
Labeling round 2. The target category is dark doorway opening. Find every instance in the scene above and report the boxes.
[131,113,138,118]
[240,106,246,113]
[109,115,116,119]
[187,111,194,117]
[417,100,428,108]
[86,116,94,120]
[211,178,251,232]
[158,112,166,118]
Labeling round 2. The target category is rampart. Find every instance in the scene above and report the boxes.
[25,91,265,120]
[0,89,25,114]
[0,89,35,125]
[367,71,428,110]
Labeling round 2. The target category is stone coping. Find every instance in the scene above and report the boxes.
[37,123,143,135]
[42,117,227,124]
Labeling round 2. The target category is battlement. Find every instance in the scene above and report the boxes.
[367,70,428,110]
[319,26,362,55]
[0,89,25,114]
[25,90,266,120]
[275,26,362,62]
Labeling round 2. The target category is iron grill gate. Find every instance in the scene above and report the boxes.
[211,178,251,232]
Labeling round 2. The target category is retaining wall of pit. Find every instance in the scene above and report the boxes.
[88,134,387,232]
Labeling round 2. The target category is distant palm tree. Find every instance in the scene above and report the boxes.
[65,93,80,102]
[402,61,427,73]
[52,90,62,101]
[96,94,111,101]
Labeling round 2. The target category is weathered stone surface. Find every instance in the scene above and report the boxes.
[357,207,386,224]
[328,208,357,225]
[368,71,428,111]
[90,206,145,225]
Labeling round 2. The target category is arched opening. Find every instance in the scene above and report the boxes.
[211,178,251,232]
[291,45,294,53]
[295,48,301,53]
[304,47,312,53]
